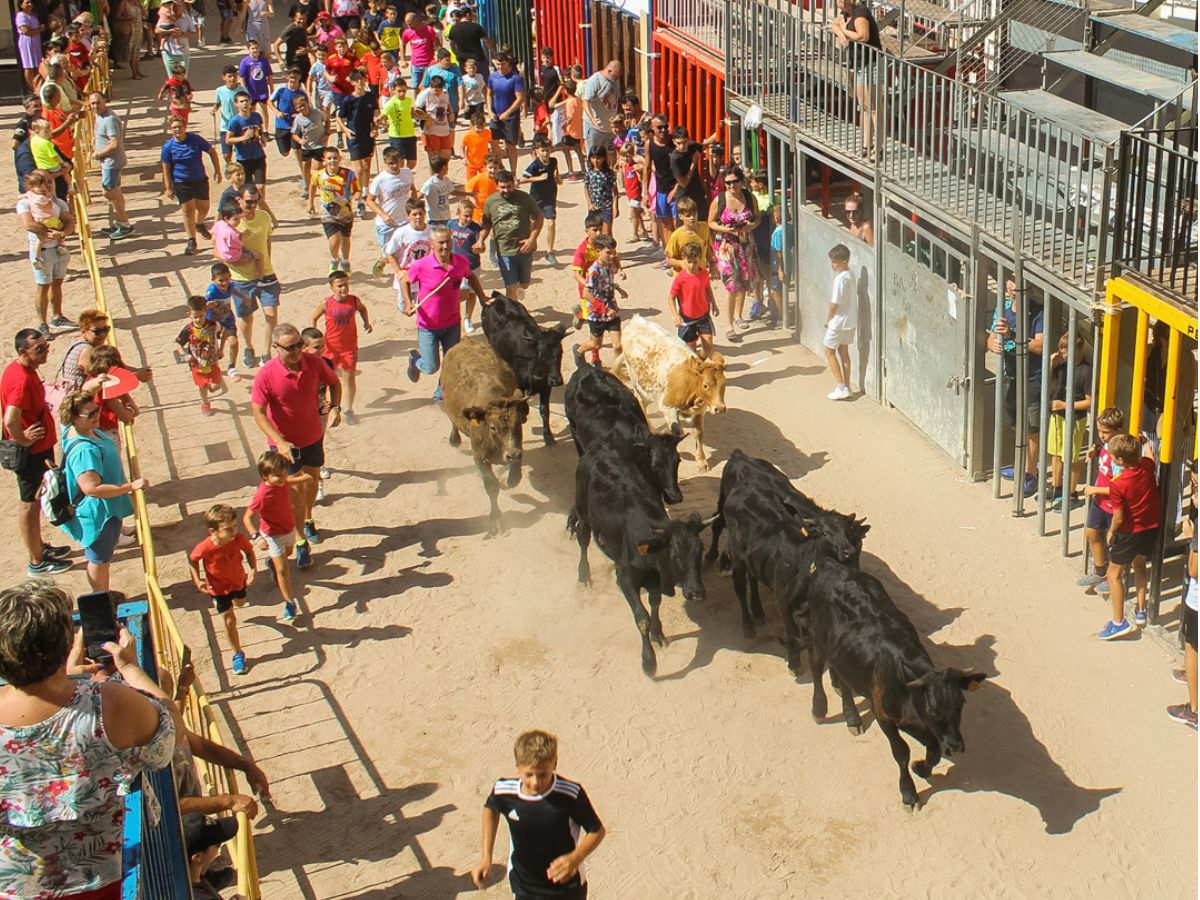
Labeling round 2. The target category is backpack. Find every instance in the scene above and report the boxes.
[40,437,91,527]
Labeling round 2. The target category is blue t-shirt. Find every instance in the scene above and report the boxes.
[238,55,273,101]
[204,283,238,328]
[487,70,526,117]
[271,85,308,128]
[214,84,240,130]
[160,132,212,182]
[422,64,462,110]
[308,61,330,97]
[60,431,133,548]
[227,113,266,161]
[449,219,482,270]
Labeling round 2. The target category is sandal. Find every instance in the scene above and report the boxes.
[725,330,742,343]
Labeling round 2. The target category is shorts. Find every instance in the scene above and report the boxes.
[101,167,122,190]
[822,323,856,350]
[219,4,236,17]
[422,132,453,153]
[33,246,69,285]
[584,125,613,156]
[301,146,325,162]
[240,156,266,184]
[232,276,282,308]
[1003,380,1042,434]
[230,290,259,318]
[1047,414,1087,461]
[191,365,222,389]
[1085,499,1113,532]
[15,448,54,503]
[854,60,877,87]
[409,65,427,89]
[497,252,532,287]
[284,437,325,473]
[588,318,621,337]
[219,130,231,156]
[375,220,398,252]
[212,588,247,614]
[389,136,418,159]
[214,313,237,332]
[594,208,613,225]
[490,116,521,147]
[323,220,353,238]
[628,198,641,209]
[348,137,375,161]
[1109,527,1159,566]
[1184,603,1197,651]
[172,177,210,204]
[539,203,557,221]
[678,315,714,343]
[653,192,677,221]
[84,517,124,566]
[562,134,580,148]
[323,348,357,370]
[161,50,189,76]
[262,531,295,558]
[275,129,294,156]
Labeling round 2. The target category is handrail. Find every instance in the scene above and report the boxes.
[69,50,263,900]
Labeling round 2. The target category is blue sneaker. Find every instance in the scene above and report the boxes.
[1098,619,1132,641]
[296,540,313,569]
[282,600,297,622]
[1134,608,1148,627]
[1000,466,1015,480]
[1023,475,1038,498]
[1096,579,1111,593]
[407,349,421,383]
[304,520,322,544]
[231,652,247,675]
[1076,573,1106,588]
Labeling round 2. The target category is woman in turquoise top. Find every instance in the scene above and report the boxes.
[58,391,147,592]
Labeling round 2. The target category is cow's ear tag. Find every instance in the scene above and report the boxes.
[966,680,982,692]
[637,543,651,555]
[808,561,816,574]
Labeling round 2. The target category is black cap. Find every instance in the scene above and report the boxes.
[183,815,239,856]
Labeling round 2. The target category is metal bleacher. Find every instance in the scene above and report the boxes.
[1092,10,1199,54]
[1043,49,1197,106]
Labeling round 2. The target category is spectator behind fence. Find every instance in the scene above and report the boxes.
[831,0,882,161]
[1046,333,1092,510]
[1168,461,1198,730]
[844,191,873,245]
[988,278,1044,499]
[0,580,179,900]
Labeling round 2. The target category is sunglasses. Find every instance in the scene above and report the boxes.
[275,341,304,352]
[89,325,111,335]
[79,407,101,419]
[241,198,260,205]
[724,178,740,185]
[28,342,50,353]
[653,125,667,131]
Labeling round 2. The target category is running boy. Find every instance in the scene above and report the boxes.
[188,504,255,675]
[204,261,250,382]
[669,242,719,358]
[521,135,562,267]
[420,155,458,226]
[1079,406,1125,594]
[310,269,371,424]
[383,197,433,309]
[823,243,857,401]
[213,65,242,164]
[1097,433,1160,639]
[575,234,625,364]
[176,296,226,416]
[470,729,606,898]
[237,39,274,127]
[242,450,305,623]
[449,198,482,333]
[461,110,496,182]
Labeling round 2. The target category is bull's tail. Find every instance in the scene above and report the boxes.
[704,480,729,567]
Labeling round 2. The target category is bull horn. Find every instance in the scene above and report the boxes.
[698,514,719,530]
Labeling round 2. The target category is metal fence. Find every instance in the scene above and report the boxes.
[1110,126,1198,304]
[727,0,1117,293]
[654,0,725,57]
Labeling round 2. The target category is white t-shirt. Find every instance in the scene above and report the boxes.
[384,222,433,287]
[829,268,858,331]
[368,169,415,221]
[460,72,485,106]
[414,87,451,136]
[421,175,454,222]
[16,196,69,248]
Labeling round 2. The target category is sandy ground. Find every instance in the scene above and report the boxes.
[0,31,1196,900]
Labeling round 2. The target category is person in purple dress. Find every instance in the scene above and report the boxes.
[16,0,44,94]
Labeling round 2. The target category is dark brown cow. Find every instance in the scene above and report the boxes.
[440,339,530,536]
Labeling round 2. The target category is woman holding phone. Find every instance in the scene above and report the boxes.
[58,391,148,591]
[0,580,180,900]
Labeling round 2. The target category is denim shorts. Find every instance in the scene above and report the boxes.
[375,220,398,252]
[232,276,281,308]
[497,253,532,287]
[85,516,124,565]
[101,167,122,190]
[539,203,557,221]
[34,246,69,285]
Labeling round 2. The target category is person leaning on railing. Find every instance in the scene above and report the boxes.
[0,579,183,900]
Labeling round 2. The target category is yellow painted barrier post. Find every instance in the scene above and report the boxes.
[1098,283,1122,413]
[1128,309,1149,436]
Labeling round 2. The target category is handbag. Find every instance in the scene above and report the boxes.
[0,440,29,472]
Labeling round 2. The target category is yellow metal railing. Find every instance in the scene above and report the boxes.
[69,54,262,900]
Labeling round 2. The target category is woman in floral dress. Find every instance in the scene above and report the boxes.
[0,580,180,900]
[708,165,760,343]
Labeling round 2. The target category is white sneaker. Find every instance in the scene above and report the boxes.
[316,481,326,502]
[463,319,476,335]
[827,385,851,401]
[117,532,137,548]
[320,467,331,480]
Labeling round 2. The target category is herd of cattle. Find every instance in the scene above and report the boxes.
[437,294,988,810]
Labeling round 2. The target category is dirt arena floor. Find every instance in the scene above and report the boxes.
[0,31,1195,900]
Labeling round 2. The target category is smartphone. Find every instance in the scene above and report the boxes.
[77,591,119,663]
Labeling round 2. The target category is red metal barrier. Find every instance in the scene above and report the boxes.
[535,0,588,73]
[650,30,725,148]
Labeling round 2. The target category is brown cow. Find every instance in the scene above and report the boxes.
[440,339,530,536]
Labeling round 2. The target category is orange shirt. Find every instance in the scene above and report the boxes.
[462,128,493,175]
[563,96,583,141]
[465,172,497,223]
[44,106,74,159]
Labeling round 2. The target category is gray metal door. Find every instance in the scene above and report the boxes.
[881,210,972,466]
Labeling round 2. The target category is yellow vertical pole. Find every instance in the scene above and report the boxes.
[1128,309,1150,435]
[1098,283,1123,411]
[639,11,651,112]
[1159,329,1182,464]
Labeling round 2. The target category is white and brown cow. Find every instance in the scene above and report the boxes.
[615,315,727,471]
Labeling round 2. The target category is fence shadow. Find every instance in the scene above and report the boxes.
[700,409,830,478]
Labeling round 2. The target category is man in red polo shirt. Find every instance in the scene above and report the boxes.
[1,328,70,575]
[250,323,341,569]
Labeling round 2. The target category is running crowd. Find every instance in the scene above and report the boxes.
[2,1,1195,898]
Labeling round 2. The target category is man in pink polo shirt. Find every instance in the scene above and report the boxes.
[400,224,488,400]
[250,322,341,569]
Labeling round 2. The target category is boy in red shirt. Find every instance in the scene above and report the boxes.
[1096,432,1160,639]
[310,269,372,425]
[243,450,308,623]
[668,242,719,358]
[188,504,256,675]
[1079,406,1125,594]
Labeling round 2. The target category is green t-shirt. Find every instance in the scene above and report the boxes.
[31,135,61,171]
[382,94,416,139]
[483,189,542,256]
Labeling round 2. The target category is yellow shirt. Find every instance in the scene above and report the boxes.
[230,210,275,281]
[665,223,711,269]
